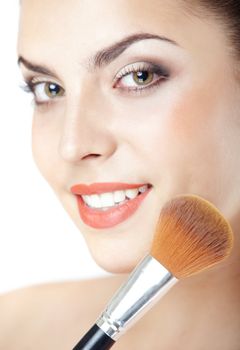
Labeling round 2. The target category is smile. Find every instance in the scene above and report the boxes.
[70,182,152,229]
[82,185,148,210]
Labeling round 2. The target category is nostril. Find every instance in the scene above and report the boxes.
[82,153,101,160]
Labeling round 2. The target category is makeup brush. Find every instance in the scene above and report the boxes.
[72,194,233,350]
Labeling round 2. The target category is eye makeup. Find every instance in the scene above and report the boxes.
[113,61,170,95]
[20,76,65,107]
[20,59,170,107]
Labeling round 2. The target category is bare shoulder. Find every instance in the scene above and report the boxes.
[0,275,126,350]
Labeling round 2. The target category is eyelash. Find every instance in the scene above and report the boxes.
[113,62,169,95]
[21,61,170,106]
[20,80,60,108]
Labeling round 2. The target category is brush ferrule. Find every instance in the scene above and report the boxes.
[96,255,177,341]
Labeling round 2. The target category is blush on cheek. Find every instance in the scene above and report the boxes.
[166,85,219,146]
[149,82,227,195]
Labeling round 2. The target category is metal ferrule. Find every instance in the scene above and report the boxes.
[96,255,178,341]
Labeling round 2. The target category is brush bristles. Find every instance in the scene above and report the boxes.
[150,195,233,279]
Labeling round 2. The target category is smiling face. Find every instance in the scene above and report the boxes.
[18,0,240,273]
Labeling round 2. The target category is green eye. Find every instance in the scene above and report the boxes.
[132,71,154,85]
[44,83,64,98]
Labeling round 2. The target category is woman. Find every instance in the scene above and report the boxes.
[1,0,240,348]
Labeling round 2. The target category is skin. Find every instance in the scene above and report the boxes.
[4,0,239,348]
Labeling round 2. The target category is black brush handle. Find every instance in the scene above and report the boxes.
[72,324,115,350]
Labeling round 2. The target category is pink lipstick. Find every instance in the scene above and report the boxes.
[70,182,152,229]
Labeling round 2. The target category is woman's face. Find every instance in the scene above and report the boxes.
[18,0,240,272]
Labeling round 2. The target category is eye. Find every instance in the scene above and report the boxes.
[125,70,154,86]
[22,79,65,105]
[113,61,170,94]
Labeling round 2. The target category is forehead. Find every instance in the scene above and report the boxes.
[17,0,228,75]
[18,0,195,52]
[19,0,185,30]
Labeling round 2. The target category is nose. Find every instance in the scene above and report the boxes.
[58,95,117,164]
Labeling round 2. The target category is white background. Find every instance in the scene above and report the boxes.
[0,1,107,295]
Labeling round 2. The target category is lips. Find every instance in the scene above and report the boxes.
[70,182,152,229]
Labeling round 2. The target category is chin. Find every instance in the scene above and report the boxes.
[90,250,137,274]
[87,242,147,274]
[71,202,155,274]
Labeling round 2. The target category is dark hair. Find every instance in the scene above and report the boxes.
[184,1,240,59]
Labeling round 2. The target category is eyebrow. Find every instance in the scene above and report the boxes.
[18,56,59,78]
[18,32,178,75]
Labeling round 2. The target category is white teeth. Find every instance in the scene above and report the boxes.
[113,190,125,203]
[82,195,91,206]
[89,194,102,208]
[81,184,149,209]
[99,192,115,207]
[82,194,102,208]
[125,188,139,199]
[139,185,148,193]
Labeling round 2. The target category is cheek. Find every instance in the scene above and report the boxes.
[164,84,219,157]
[131,82,230,198]
[32,115,62,189]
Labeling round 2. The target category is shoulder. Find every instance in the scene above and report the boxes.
[0,275,126,349]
